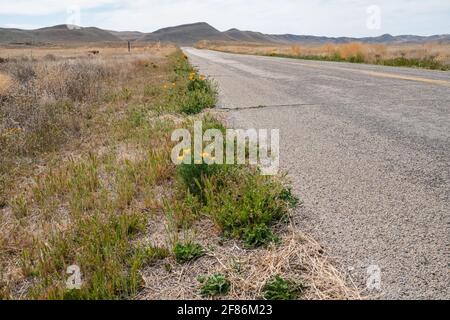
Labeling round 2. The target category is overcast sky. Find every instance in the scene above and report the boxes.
[0,0,449,37]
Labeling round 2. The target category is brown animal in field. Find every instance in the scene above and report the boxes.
[88,50,100,55]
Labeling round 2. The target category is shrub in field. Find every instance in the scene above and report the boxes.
[0,57,118,159]
[1,100,80,155]
[38,60,111,102]
[8,63,36,84]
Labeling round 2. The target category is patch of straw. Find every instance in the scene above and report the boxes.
[139,218,361,300]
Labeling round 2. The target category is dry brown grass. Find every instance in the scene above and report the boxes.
[0,42,164,60]
[0,43,172,156]
[0,43,177,299]
[0,73,13,95]
[197,41,450,67]
[139,218,360,300]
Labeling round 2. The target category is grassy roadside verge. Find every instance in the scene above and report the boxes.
[0,48,301,300]
[264,52,450,70]
[196,43,450,71]
[1,47,359,300]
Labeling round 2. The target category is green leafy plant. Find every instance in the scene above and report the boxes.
[180,88,216,115]
[169,53,217,115]
[278,187,300,209]
[202,170,291,247]
[262,276,305,300]
[243,224,279,248]
[174,242,205,263]
[198,274,231,297]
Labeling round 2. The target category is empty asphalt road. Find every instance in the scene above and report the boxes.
[184,48,450,299]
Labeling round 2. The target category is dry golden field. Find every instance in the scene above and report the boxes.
[197,41,450,69]
[0,42,163,59]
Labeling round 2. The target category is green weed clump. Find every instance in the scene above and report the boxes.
[175,118,299,248]
[198,274,231,297]
[262,276,305,300]
[168,52,217,114]
[267,52,449,70]
[202,170,293,247]
[174,242,205,263]
[379,56,449,70]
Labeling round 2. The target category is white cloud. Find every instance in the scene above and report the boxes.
[0,0,449,36]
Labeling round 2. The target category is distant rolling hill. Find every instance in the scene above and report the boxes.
[0,22,448,45]
[0,24,120,44]
[108,30,145,41]
[221,29,450,45]
[139,22,232,45]
[224,28,284,43]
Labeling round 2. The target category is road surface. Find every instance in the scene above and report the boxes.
[183,48,450,299]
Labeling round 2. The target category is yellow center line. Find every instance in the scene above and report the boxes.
[286,61,450,88]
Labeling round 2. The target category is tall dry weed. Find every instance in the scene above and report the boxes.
[321,43,337,56]
[290,45,302,56]
[337,42,366,59]
[0,57,128,157]
[0,73,13,96]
